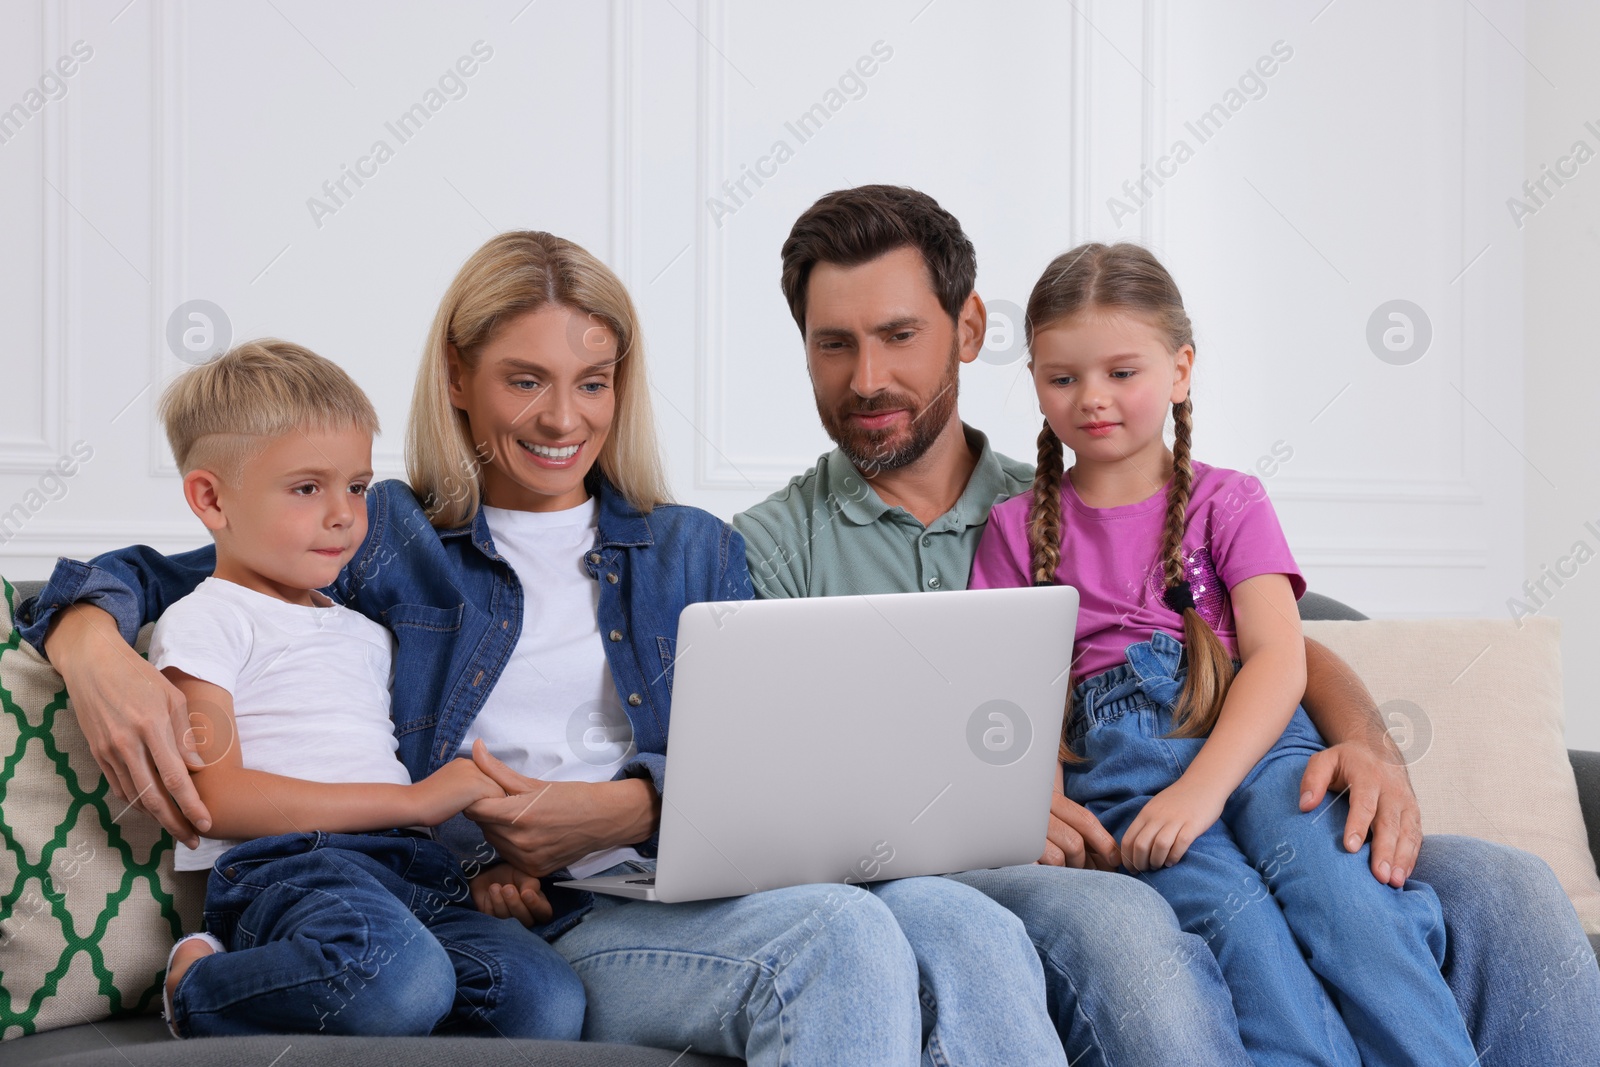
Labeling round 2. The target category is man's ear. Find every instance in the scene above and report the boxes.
[1170,344,1195,404]
[956,291,987,365]
[182,469,229,533]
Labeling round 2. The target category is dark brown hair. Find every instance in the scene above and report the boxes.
[779,185,976,335]
[1026,243,1235,755]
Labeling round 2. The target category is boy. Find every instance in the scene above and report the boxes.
[153,340,585,1039]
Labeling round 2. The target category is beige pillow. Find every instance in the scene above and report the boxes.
[0,578,205,1040]
[1304,616,1600,933]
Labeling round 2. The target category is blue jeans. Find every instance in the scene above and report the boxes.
[1414,835,1600,1066]
[1066,632,1478,1067]
[946,863,1252,1066]
[551,862,1064,1066]
[169,831,586,1039]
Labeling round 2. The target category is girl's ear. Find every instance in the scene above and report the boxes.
[182,469,228,533]
[1170,343,1195,404]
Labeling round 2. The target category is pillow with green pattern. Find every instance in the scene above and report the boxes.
[0,577,204,1039]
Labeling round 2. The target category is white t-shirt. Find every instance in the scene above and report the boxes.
[148,577,411,871]
[460,498,642,879]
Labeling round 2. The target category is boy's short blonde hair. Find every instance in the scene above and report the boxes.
[159,339,380,485]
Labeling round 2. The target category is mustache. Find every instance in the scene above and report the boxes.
[840,392,916,417]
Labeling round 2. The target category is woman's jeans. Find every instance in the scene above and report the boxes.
[1066,632,1480,1067]
[168,831,586,1039]
[551,861,1066,1067]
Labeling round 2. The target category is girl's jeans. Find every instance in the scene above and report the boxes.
[168,830,586,1039]
[1066,631,1479,1067]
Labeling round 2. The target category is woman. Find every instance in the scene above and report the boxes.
[22,232,1065,1065]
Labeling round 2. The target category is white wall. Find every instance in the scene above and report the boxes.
[1,1,1559,729]
[1525,0,1600,749]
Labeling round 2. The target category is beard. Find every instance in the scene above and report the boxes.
[816,337,961,475]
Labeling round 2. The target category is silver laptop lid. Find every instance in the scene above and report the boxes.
[650,586,1079,902]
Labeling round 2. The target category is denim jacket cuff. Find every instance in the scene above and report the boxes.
[16,558,143,657]
[619,754,665,856]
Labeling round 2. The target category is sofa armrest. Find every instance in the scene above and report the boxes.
[1570,749,1600,876]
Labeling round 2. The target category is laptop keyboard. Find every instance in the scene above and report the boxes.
[624,877,657,885]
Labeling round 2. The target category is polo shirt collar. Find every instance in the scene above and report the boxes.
[833,423,1012,531]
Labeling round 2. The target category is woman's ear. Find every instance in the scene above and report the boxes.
[446,342,466,409]
[182,469,228,533]
[1170,344,1195,404]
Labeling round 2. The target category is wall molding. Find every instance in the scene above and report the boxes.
[0,0,71,473]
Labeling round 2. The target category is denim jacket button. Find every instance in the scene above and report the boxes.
[223,866,237,879]
[606,573,619,584]
[588,553,601,565]
[609,629,623,642]
[627,693,642,706]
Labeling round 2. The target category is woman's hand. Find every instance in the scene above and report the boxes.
[1121,777,1226,872]
[464,740,660,876]
[411,758,506,826]
[469,862,554,927]
[46,604,211,846]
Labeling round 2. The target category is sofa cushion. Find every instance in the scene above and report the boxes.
[0,577,206,1040]
[1304,616,1600,933]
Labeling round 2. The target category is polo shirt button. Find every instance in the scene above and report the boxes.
[628,693,642,706]
[588,553,601,564]
[921,536,931,547]
[928,576,942,589]
[606,573,619,584]
[609,629,623,642]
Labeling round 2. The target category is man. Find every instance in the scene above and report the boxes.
[734,184,1600,1065]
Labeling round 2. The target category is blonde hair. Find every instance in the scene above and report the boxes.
[1025,243,1235,758]
[406,231,670,528]
[158,339,379,486]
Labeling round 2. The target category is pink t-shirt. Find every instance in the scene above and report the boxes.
[970,461,1305,683]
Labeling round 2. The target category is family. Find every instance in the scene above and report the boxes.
[18,185,1600,1065]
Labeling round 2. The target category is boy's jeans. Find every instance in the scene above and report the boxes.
[1067,632,1480,1067]
[168,830,585,1039]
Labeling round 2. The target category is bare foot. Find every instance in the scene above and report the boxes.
[165,937,216,1003]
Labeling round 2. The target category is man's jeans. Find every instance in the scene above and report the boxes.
[1063,632,1478,1066]
[169,831,585,1039]
[552,863,1065,1067]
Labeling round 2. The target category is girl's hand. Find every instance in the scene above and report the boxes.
[469,862,553,928]
[412,759,506,826]
[1121,778,1227,872]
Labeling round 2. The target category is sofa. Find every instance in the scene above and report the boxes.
[4,583,1597,1066]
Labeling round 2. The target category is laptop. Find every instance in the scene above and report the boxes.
[556,585,1079,903]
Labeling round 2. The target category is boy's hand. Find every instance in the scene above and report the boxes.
[413,759,506,826]
[1121,778,1226,872]
[469,862,553,928]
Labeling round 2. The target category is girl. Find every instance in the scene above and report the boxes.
[969,242,1477,1067]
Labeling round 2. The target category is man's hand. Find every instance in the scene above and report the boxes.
[46,604,211,846]
[469,862,554,928]
[464,740,659,877]
[1299,741,1421,888]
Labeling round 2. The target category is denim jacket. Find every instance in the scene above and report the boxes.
[19,475,753,932]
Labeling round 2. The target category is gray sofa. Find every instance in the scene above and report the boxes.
[7,586,1597,1065]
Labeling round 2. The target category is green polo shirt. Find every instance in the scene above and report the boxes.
[733,424,1034,599]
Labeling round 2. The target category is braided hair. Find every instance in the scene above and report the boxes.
[1023,243,1235,750]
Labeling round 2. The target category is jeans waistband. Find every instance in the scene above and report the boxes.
[1067,631,1187,743]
